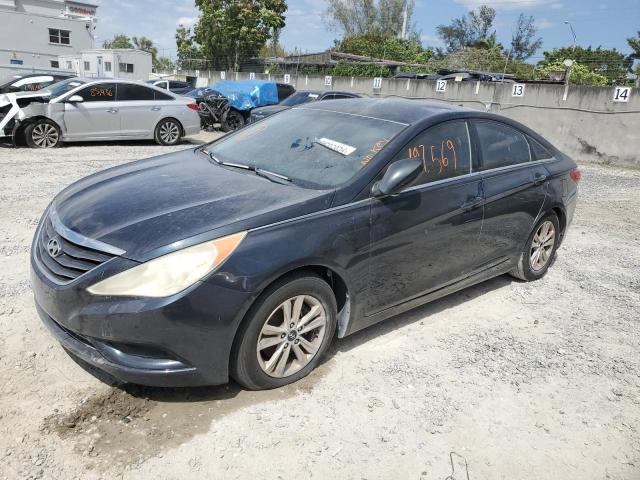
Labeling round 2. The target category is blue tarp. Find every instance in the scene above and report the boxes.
[210,80,279,111]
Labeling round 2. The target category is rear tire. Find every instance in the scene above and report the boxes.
[231,273,337,390]
[154,118,182,146]
[25,119,61,148]
[510,213,560,281]
[221,110,245,132]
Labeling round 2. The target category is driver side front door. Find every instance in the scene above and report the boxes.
[63,82,120,140]
[366,120,484,316]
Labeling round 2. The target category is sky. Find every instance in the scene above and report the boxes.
[93,0,640,62]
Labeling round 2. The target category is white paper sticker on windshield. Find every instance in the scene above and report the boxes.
[316,137,356,156]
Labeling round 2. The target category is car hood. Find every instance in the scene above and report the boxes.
[252,105,290,116]
[51,148,333,261]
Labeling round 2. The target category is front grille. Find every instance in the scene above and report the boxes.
[35,216,115,284]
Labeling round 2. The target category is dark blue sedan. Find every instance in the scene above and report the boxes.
[30,98,579,390]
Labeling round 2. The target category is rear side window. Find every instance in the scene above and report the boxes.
[475,121,530,170]
[117,84,155,101]
[169,81,187,89]
[75,83,115,102]
[396,120,472,186]
[528,136,554,161]
[154,90,174,100]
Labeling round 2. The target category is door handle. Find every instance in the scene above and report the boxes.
[460,196,483,212]
[534,173,548,185]
[106,108,119,114]
[151,106,161,111]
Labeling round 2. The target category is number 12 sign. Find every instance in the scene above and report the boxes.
[613,87,631,102]
[436,80,447,93]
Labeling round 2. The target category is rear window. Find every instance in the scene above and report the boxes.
[475,121,530,170]
[207,108,406,189]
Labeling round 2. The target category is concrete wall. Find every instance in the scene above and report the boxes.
[165,70,640,168]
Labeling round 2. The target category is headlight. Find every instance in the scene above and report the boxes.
[87,232,246,297]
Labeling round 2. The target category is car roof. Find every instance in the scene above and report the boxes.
[300,97,471,124]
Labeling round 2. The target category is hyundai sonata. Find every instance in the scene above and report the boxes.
[31,98,579,390]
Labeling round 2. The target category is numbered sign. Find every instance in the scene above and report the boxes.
[512,84,525,97]
[249,72,255,80]
[324,75,332,87]
[372,77,382,89]
[220,71,226,80]
[613,86,631,102]
[283,73,290,84]
[436,80,447,93]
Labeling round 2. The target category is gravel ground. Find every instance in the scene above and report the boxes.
[0,136,639,480]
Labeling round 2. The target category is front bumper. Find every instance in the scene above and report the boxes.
[31,254,256,387]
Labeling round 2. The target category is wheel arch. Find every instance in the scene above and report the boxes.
[155,116,185,137]
[228,263,351,371]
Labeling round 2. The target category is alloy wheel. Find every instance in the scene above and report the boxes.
[31,123,59,148]
[530,220,556,272]
[256,295,327,378]
[159,121,180,144]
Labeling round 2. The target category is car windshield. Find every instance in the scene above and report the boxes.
[38,78,87,98]
[206,108,406,189]
[0,75,21,89]
[280,92,320,107]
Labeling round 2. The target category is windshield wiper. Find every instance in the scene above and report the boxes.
[208,152,291,184]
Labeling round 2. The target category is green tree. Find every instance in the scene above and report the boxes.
[175,25,205,69]
[132,36,158,62]
[536,62,608,86]
[627,31,640,79]
[324,0,415,38]
[102,34,134,49]
[437,5,496,52]
[334,33,433,63]
[538,46,631,84]
[510,14,542,61]
[193,0,287,71]
[474,31,503,52]
[154,56,175,72]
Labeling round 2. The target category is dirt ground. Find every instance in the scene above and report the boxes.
[0,134,638,480]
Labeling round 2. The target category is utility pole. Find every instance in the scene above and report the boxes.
[400,0,408,40]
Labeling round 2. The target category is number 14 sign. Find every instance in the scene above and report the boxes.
[613,87,631,102]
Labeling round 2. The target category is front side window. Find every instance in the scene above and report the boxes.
[169,81,186,89]
[75,83,116,102]
[394,120,472,187]
[117,83,155,101]
[475,121,530,170]
[49,29,70,45]
[206,108,406,189]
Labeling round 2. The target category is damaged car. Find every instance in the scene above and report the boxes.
[0,78,201,148]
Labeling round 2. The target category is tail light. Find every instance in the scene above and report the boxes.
[569,168,581,183]
[187,103,198,111]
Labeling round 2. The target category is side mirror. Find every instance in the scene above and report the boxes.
[371,158,423,197]
[67,95,83,103]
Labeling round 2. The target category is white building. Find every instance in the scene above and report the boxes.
[0,0,97,74]
[59,49,152,81]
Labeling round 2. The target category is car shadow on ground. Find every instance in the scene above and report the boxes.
[70,273,517,405]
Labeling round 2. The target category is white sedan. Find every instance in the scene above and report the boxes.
[0,78,201,148]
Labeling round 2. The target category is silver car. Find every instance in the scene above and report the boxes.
[0,78,200,148]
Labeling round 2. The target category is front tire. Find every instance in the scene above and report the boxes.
[25,120,61,148]
[510,213,560,281]
[231,274,337,390]
[154,118,182,146]
[221,109,245,132]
